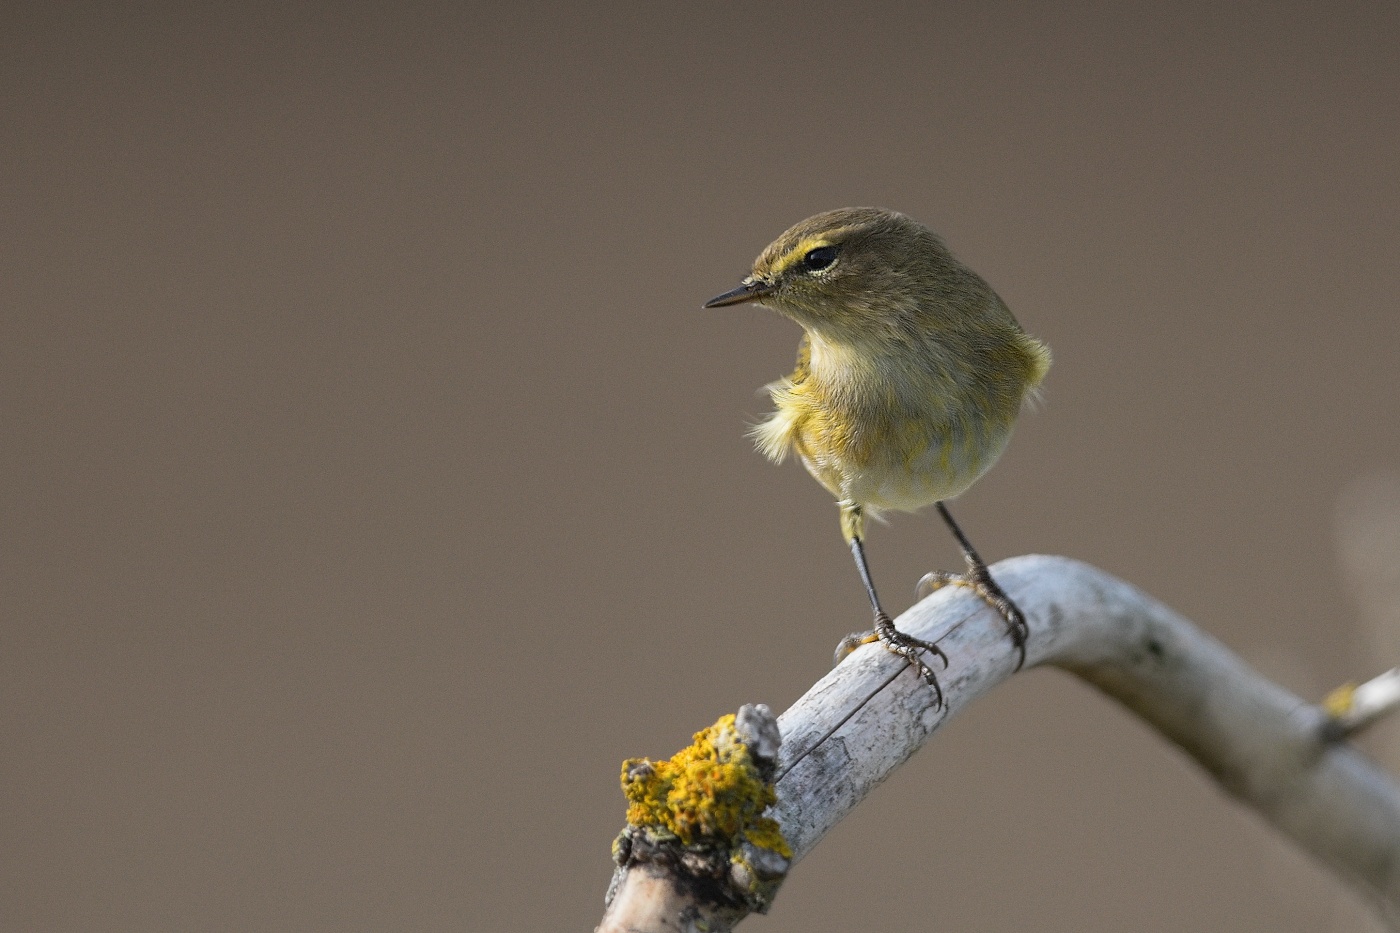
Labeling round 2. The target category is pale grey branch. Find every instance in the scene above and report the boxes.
[1328,669,1400,738]
[598,555,1400,932]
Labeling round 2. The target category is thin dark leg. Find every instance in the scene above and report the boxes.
[835,534,948,706]
[848,535,885,616]
[918,502,1030,670]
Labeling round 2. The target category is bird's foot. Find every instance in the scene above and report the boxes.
[916,563,1029,670]
[834,611,948,706]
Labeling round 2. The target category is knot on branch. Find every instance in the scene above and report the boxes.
[608,704,790,915]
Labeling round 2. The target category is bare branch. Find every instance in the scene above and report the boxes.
[1325,669,1400,739]
[598,555,1400,932]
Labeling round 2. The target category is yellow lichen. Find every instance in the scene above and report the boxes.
[621,713,791,860]
[1322,682,1357,719]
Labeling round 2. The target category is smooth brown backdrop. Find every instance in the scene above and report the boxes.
[6,2,1400,931]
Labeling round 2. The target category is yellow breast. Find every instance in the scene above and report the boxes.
[751,329,1040,513]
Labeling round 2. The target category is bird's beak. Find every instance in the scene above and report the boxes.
[703,278,774,308]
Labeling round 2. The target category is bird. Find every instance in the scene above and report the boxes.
[704,207,1050,705]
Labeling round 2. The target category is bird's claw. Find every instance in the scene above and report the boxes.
[834,611,948,707]
[917,563,1029,670]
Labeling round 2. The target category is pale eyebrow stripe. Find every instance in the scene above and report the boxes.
[768,226,860,277]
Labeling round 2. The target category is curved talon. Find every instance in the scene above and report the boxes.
[915,570,959,601]
[1000,599,1029,670]
[917,564,1030,671]
[834,613,948,708]
[833,629,879,665]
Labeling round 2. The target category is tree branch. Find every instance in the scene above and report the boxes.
[598,555,1400,932]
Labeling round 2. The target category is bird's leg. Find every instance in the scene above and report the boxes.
[916,501,1029,670]
[832,501,948,705]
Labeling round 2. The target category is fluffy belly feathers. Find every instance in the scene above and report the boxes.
[750,329,1039,515]
[791,406,1015,513]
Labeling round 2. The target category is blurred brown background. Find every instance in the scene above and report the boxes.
[5,2,1400,930]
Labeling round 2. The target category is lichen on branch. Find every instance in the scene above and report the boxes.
[620,712,790,858]
[608,705,790,917]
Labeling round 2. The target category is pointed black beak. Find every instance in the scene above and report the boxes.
[703,278,774,308]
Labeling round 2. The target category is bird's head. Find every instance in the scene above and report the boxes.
[704,207,978,339]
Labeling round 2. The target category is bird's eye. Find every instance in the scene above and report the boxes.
[803,246,838,271]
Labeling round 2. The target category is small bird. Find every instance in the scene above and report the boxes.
[705,207,1050,703]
